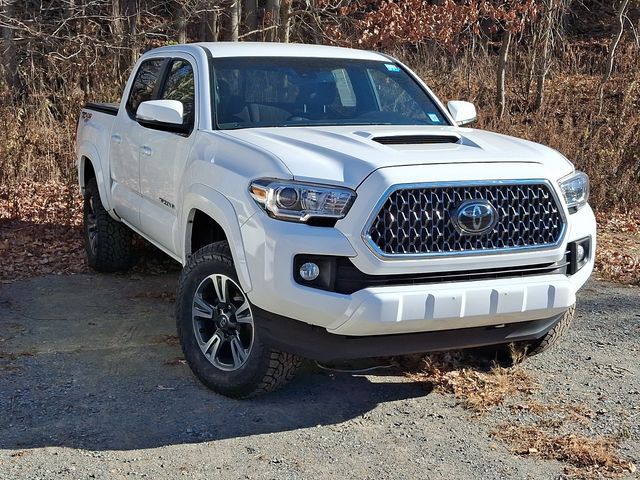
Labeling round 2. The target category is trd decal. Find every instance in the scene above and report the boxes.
[159,197,175,209]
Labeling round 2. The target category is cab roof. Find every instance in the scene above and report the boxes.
[153,42,391,62]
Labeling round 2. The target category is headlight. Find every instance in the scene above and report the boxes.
[559,171,589,212]
[249,179,356,222]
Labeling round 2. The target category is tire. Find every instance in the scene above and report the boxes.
[176,241,301,399]
[83,177,132,272]
[521,304,576,356]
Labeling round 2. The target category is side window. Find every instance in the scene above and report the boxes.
[160,59,195,127]
[126,59,165,117]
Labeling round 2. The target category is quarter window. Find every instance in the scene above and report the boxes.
[126,59,165,117]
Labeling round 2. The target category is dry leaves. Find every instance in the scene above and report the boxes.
[0,181,86,282]
[407,351,636,479]
[407,351,537,413]
[0,181,178,283]
[595,211,640,285]
[494,425,634,479]
[1,181,639,285]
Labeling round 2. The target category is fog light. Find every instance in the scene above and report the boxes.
[576,244,586,263]
[299,262,320,281]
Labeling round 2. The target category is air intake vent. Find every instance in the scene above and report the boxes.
[372,135,460,145]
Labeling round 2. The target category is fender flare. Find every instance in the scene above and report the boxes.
[77,142,113,213]
[182,184,253,293]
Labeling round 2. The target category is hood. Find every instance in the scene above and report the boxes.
[220,125,573,189]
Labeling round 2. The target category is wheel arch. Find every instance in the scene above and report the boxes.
[77,142,112,212]
[183,185,253,293]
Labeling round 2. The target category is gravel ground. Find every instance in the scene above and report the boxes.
[0,273,638,479]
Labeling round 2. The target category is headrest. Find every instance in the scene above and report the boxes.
[298,80,337,107]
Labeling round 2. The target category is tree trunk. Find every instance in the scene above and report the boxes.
[244,0,258,39]
[0,0,19,92]
[227,1,240,41]
[279,0,292,43]
[111,0,124,78]
[266,0,280,41]
[496,28,512,118]
[534,23,551,111]
[176,1,187,44]
[598,0,630,114]
[603,0,630,83]
[124,0,138,67]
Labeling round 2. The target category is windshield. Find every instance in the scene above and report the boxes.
[213,57,450,129]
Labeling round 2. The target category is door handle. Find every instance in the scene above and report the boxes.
[111,134,122,144]
[140,145,153,156]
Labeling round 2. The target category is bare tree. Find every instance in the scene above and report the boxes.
[176,1,188,44]
[279,0,293,42]
[124,0,139,65]
[533,0,570,111]
[266,0,280,41]
[0,0,19,92]
[496,28,512,118]
[244,0,258,39]
[598,0,631,114]
[227,1,241,41]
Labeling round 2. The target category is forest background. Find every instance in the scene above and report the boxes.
[0,0,638,282]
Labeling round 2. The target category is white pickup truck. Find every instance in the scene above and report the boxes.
[76,42,595,398]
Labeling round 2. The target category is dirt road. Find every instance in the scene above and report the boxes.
[0,273,638,479]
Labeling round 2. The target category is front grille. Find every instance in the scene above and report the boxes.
[366,182,565,256]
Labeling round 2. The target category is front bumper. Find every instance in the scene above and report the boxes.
[254,306,565,362]
[240,206,594,337]
[239,164,596,338]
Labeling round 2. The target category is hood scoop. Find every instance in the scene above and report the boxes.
[372,134,461,145]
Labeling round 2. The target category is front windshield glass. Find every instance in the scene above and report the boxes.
[213,57,450,129]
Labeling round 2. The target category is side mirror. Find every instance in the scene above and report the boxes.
[447,101,477,126]
[136,100,189,133]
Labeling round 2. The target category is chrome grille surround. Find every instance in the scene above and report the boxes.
[362,180,567,259]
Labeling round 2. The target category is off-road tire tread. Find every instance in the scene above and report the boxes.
[84,178,132,272]
[177,242,301,398]
[526,304,576,356]
[254,351,302,396]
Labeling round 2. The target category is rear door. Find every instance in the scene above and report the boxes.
[110,57,166,228]
[138,55,198,254]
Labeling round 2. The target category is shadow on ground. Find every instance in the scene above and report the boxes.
[0,273,426,451]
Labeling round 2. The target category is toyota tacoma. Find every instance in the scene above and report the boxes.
[76,42,595,398]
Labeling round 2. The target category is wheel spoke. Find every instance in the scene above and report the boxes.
[193,295,214,319]
[212,274,229,303]
[203,330,223,358]
[234,299,252,324]
[230,336,248,368]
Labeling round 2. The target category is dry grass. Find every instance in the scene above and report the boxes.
[1,181,638,284]
[595,211,640,285]
[408,350,636,479]
[494,424,635,479]
[407,350,537,413]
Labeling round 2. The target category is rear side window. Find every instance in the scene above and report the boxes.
[160,59,195,127]
[126,59,165,117]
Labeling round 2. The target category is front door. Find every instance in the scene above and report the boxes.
[138,56,198,255]
[110,57,166,228]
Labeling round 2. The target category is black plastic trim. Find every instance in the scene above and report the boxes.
[372,135,460,145]
[293,254,570,295]
[85,102,118,116]
[254,306,564,362]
